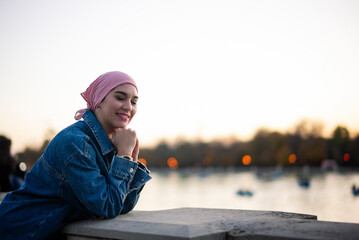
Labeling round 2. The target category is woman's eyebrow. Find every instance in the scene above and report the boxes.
[114,91,139,99]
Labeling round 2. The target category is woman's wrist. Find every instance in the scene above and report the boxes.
[118,155,133,161]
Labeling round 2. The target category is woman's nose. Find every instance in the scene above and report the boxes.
[122,100,132,110]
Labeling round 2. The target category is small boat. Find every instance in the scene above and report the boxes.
[352,185,359,196]
[298,176,310,188]
[236,189,253,197]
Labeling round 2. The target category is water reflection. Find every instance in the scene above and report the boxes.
[136,168,359,224]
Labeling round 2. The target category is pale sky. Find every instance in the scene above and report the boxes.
[1,0,358,153]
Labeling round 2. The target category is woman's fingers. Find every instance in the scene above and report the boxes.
[132,138,139,161]
[112,128,137,157]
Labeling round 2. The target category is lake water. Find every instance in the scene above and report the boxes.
[135,168,359,224]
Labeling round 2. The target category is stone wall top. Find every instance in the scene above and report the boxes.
[63,207,359,240]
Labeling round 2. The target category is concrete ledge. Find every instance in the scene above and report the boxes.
[63,207,359,240]
[227,218,359,240]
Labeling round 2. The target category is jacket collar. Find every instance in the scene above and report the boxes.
[82,110,114,155]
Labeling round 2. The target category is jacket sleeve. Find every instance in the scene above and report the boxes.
[129,161,151,191]
[121,162,152,214]
[64,144,151,219]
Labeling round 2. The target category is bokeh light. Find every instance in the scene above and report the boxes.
[19,162,27,172]
[343,153,350,162]
[289,154,297,164]
[202,156,212,166]
[138,158,147,166]
[242,155,252,165]
[167,157,179,169]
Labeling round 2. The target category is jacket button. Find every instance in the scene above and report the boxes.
[129,168,134,173]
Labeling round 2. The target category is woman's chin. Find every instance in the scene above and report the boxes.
[115,123,129,129]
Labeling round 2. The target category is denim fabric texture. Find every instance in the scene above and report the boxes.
[0,110,151,240]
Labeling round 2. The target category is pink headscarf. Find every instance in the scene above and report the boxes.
[74,71,138,120]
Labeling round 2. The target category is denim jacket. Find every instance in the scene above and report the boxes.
[0,110,151,240]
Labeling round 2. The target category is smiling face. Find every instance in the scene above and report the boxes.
[95,84,138,134]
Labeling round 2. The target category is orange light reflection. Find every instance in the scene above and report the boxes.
[242,155,252,165]
[289,154,296,164]
[344,153,350,162]
[138,158,147,166]
[167,157,179,169]
[202,156,212,166]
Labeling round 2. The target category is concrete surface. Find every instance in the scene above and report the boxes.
[63,207,359,240]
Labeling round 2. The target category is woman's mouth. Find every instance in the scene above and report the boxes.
[117,113,130,121]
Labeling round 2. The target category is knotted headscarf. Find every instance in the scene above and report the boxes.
[74,71,138,120]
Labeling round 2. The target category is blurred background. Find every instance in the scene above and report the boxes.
[1,0,358,223]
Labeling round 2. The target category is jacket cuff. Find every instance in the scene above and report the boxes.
[137,161,150,174]
[129,161,151,190]
[110,155,138,182]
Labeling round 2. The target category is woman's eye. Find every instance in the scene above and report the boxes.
[116,96,124,101]
[131,101,137,105]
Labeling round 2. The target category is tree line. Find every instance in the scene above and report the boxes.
[17,121,359,170]
[139,122,359,169]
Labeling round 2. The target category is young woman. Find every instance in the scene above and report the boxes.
[0,71,151,240]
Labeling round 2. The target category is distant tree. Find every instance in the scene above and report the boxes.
[294,119,324,139]
[17,139,51,170]
[249,129,284,166]
[17,148,41,170]
[350,135,359,166]
[275,141,292,166]
[175,141,196,168]
[298,136,326,166]
[329,126,350,165]
[286,133,302,163]
[151,140,173,168]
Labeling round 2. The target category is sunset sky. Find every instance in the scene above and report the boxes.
[1,0,358,153]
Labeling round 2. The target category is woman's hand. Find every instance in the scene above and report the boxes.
[132,138,139,162]
[112,128,137,160]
